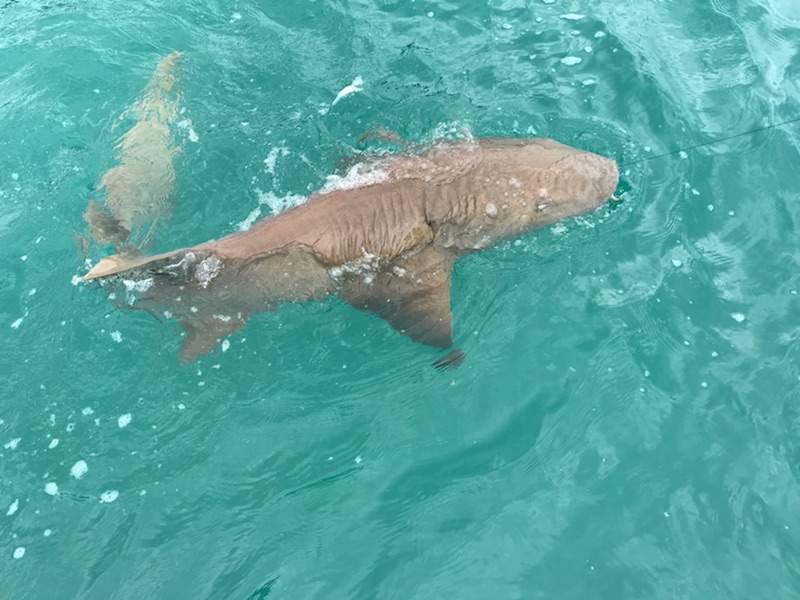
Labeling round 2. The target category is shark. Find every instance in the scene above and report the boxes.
[83,136,619,363]
[84,51,184,250]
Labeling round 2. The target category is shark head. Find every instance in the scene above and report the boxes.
[536,145,619,217]
[430,139,620,250]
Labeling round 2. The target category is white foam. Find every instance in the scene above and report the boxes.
[328,250,381,283]
[10,317,23,329]
[731,312,746,323]
[43,529,52,537]
[320,163,389,193]
[12,547,25,559]
[237,207,262,231]
[221,339,230,353]
[331,76,364,106]
[71,275,82,286]
[429,121,475,143]
[44,482,58,496]
[122,278,153,293]
[239,191,305,230]
[561,13,585,20]
[4,438,20,450]
[70,460,88,479]
[263,147,289,175]
[561,56,583,66]
[117,414,132,428]
[258,190,305,214]
[177,119,199,143]
[99,490,119,503]
[6,499,19,516]
[195,255,222,288]
[48,438,59,449]
[110,331,123,343]
[81,407,94,416]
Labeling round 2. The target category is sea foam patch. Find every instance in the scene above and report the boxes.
[6,499,19,516]
[70,460,88,479]
[237,190,305,231]
[99,490,119,503]
[320,163,389,193]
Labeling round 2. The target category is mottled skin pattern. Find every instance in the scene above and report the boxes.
[84,137,618,361]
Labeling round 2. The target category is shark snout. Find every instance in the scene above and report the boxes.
[546,149,619,214]
[576,151,619,205]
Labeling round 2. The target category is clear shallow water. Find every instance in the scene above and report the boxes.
[2,0,800,597]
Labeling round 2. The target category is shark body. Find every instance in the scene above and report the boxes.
[84,136,618,361]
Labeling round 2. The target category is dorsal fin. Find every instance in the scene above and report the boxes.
[83,248,189,280]
[341,246,456,348]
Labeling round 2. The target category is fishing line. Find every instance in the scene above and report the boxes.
[625,115,800,165]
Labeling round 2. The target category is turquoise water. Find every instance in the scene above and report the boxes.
[3,0,800,597]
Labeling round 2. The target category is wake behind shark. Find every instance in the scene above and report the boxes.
[84,135,618,362]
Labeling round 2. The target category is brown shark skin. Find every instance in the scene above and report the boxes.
[85,137,618,361]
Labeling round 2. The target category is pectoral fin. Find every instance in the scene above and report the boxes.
[342,246,456,348]
[179,314,246,362]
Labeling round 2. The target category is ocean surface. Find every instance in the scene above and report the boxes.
[3,1,800,598]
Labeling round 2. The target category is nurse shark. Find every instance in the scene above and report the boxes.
[84,51,183,249]
[83,135,619,363]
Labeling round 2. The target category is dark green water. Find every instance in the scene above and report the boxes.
[3,1,800,598]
